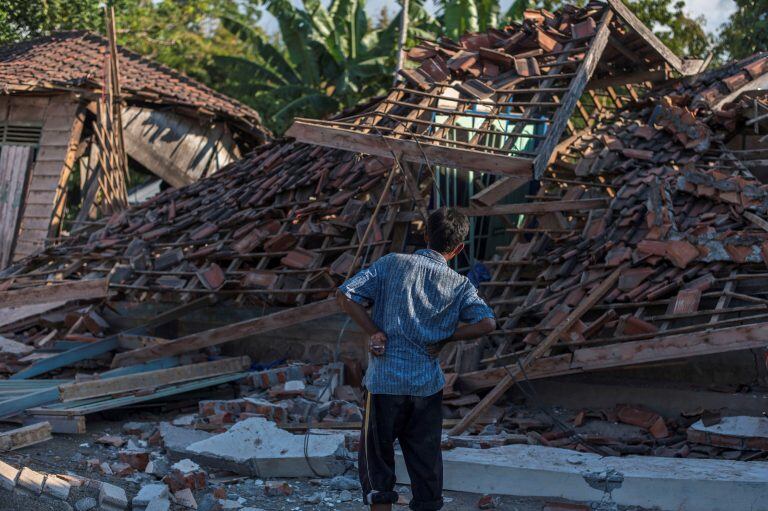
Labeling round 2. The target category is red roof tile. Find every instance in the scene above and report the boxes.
[0,31,267,137]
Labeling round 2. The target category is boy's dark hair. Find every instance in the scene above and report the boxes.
[427,207,469,253]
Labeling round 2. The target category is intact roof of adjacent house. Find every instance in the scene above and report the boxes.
[0,30,268,138]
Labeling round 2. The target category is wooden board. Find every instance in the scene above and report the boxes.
[458,198,608,217]
[286,121,534,177]
[13,94,80,261]
[459,322,768,391]
[58,356,250,402]
[0,145,34,267]
[112,298,340,367]
[532,9,613,179]
[0,421,52,450]
[0,279,108,308]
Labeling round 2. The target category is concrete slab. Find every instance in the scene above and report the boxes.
[186,417,345,477]
[395,444,768,511]
[159,422,213,461]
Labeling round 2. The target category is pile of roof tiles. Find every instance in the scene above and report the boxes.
[3,141,405,307]
[0,31,266,134]
[401,2,604,91]
[481,52,768,355]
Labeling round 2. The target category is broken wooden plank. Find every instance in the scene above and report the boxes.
[112,298,340,368]
[0,279,108,308]
[58,356,250,402]
[0,421,52,450]
[457,198,608,217]
[448,265,623,435]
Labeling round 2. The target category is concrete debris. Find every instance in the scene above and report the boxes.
[132,483,169,510]
[397,444,768,511]
[99,482,129,511]
[688,415,768,450]
[186,417,345,477]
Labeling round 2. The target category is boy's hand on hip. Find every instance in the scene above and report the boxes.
[369,331,387,356]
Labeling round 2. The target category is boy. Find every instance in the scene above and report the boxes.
[336,207,496,511]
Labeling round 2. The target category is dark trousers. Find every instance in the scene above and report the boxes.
[359,390,444,510]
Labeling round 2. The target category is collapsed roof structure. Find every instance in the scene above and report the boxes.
[0,31,269,267]
[0,0,767,437]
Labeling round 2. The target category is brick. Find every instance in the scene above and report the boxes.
[17,467,45,494]
[0,460,19,490]
[43,475,71,500]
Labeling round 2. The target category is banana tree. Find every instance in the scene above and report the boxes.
[211,0,402,134]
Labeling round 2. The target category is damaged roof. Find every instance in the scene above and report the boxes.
[287,0,706,180]
[0,31,268,137]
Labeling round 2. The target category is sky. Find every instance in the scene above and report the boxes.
[259,0,738,39]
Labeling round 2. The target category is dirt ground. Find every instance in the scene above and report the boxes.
[0,416,651,511]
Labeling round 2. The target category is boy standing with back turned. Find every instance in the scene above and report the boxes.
[336,207,496,511]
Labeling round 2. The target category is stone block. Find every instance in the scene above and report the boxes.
[144,498,171,511]
[0,460,19,490]
[43,475,71,500]
[17,467,45,494]
[99,482,128,510]
[133,483,169,510]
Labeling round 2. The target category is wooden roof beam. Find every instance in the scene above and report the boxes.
[286,121,534,178]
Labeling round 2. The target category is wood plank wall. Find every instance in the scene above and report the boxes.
[12,94,82,261]
[122,106,238,188]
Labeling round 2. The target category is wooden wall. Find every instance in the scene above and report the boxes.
[122,106,239,188]
[4,94,82,262]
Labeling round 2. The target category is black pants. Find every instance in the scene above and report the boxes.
[359,390,443,510]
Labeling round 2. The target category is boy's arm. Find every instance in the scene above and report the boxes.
[426,318,495,356]
[336,291,386,356]
[427,280,496,356]
[336,290,382,336]
[336,260,387,356]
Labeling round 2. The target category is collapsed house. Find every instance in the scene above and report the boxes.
[0,31,269,268]
[0,1,767,509]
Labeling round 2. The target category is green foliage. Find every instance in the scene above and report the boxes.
[716,0,768,60]
[0,0,104,44]
[625,0,710,57]
[211,0,401,134]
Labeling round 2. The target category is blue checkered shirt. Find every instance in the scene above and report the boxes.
[339,249,495,396]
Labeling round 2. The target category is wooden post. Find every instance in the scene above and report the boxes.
[393,0,410,85]
[448,265,623,435]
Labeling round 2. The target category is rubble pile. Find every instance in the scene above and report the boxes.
[0,2,765,509]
